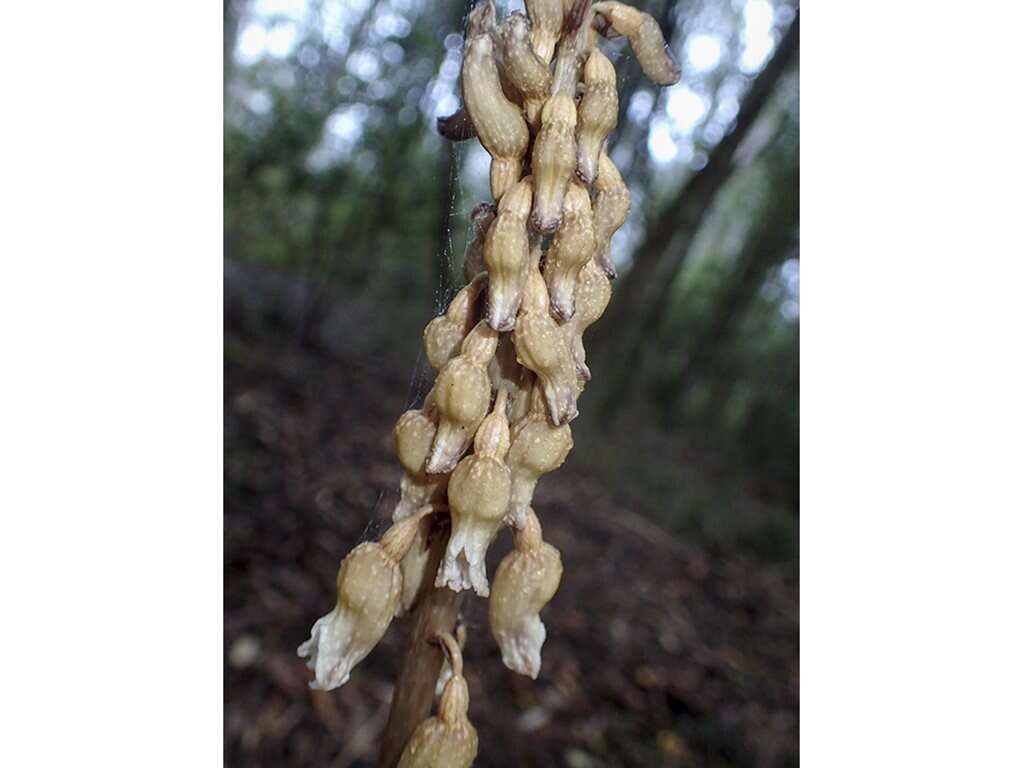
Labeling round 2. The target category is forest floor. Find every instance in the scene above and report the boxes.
[224,264,799,768]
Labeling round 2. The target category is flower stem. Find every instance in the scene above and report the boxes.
[377,519,466,768]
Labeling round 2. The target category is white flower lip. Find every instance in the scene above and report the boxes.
[297,606,362,691]
[495,614,546,679]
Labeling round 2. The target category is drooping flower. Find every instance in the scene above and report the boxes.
[524,0,565,64]
[562,257,612,386]
[592,1,682,85]
[544,180,596,322]
[483,177,532,332]
[505,383,573,528]
[436,389,512,596]
[530,92,577,234]
[513,255,579,425]
[576,46,618,185]
[462,23,530,200]
[489,508,563,678]
[591,151,630,279]
[297,508,431,690]
[427,321,500,474]
[497,12,552,127]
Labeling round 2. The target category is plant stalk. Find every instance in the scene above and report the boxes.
[377,520,466,768]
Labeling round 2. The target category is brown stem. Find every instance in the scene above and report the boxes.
[377,519,466,768]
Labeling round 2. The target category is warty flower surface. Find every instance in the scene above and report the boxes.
[530,93,578,234]
[575,47,618,185]
[544,180,597,322]
[483,177,533,331]
[462,31,530,200]
[427,320,500,474]
[513,256,579,425]
[297,509,430,690]
[591,151,631,279]
[592,1,682,85]
[489,509,563,679]
[505,383,573,528]
[437,389,513,596]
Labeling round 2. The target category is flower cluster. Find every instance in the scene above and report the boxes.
[299,0,679,763]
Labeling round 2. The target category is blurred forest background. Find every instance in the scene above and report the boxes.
[225,0,799,765]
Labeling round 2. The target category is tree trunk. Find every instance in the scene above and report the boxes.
[594,13,799,353]
[590,14,799,418]
[671,140,800,407]
[676,234,795,401]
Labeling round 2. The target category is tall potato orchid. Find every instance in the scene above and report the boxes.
[544,180,597,321]
[483,177,533,331]
[490,508,564,679]
[427,320,500,474]
[298,1,681,763]
[591,150,631,278]
[576,47,618,185]
[506,384,573,528]
[513,254,580,425]
[298,506,434,690]
[462,30,530,200]
[437,388,513,596]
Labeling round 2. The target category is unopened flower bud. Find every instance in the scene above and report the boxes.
[463,33,530,200]
[437,389,512,596]
[576,47,618,184]
[562,257,612,384]
[498,13,552,128]
[463,202,496,283]
[489,509,563,678]
[513,259,579,425]
[545,180,596,321]
[505,384,573,527]
[427,321,499,475]
[484,177,532,331]
[393,398,450,521]
[298,509,431,690]
[592,151,630,279]
[524,0,565,64]
[592,1,681,85]
[531,93,578,234]
[398,633,478,768]
[424,273,488,371]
